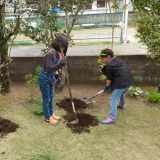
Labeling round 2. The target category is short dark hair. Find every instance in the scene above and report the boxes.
[100,48,114,58]
[51,35,68,55]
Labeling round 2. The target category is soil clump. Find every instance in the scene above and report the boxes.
[57,98,99,133]
[0,117,19,138]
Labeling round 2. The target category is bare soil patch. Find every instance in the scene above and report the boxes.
[57,98,99,133]
[0,117,19,138]
[0,83,102,135]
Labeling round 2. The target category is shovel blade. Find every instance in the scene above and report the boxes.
[82,98,91,104]
[69,119,79,125]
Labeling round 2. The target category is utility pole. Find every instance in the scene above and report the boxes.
[123,0,129,42]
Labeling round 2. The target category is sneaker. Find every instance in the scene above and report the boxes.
[101,117,116,124]
[117,103,125,109]
[44,117,59,126]
[52,114,62,122]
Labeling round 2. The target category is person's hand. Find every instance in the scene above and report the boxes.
[58,52,62,62]
[55,75,62,87]
[59,59,67,66]
[103,85,109,92]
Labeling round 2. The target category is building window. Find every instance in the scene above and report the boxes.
[97,0,105,8]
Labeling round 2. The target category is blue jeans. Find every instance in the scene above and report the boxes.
[39,83,54,120]
[109,87,129,119]
[38,68,55,120]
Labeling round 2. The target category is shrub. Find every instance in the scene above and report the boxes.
[127,86,144,98]
[25,66,41,103]
[147,92,160,103]
[33,105,43,115]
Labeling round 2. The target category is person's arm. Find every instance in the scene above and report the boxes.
[45,52,61,72]
[106,80,111,87]
[45,51,66,72]
[103,80,111,92]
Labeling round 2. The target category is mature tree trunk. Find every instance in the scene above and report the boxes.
[0,4,10,93]
[0,44,10,93]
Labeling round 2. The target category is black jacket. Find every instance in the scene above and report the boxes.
[101,57,134,90]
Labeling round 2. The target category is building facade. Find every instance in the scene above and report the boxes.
[86,0,133,12]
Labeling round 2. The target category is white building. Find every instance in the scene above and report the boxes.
[86,0,133,12]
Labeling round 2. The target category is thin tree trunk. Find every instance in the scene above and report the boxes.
[65,10,69,37]
[108,0,117,50]
[68,8,83,37]
[108,0,114,50]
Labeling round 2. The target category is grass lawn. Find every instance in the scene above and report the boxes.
[0,83,160,160]
[11,34,116,47]
[10,26,126,46]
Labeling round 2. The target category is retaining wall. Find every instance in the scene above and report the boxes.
[9,55,160,85]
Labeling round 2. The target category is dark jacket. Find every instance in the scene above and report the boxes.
[101,57,134,90]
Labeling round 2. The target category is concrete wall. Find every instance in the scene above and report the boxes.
[8,55,160,85]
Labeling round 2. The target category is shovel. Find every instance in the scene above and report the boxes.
[82,90,104,104]
[60,48,78,125]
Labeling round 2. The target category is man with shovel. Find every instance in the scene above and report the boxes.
[100,48,134,124]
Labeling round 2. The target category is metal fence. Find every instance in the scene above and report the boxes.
[58,9,123,43]
[6,9,123,44]
[58,9,123,25]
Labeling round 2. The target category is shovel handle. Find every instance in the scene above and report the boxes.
[97,90,104,95]
[84,90,104,102]
[60,47,78,123]
[92,90,104,98]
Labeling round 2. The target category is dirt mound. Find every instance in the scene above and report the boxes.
[0,117,19,138]
[57,98,88,111]
[57,98,99,133]
[66,113,99,133]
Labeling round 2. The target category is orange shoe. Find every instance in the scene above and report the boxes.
[52,114,62,122]
[44,117,59,126]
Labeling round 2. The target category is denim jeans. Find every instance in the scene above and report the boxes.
[39,82,54,120]
[38,50,58,120]
[109,87,129,119]
[38,68,55,120]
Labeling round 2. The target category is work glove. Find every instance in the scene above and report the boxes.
[55,74,62,88]
[59,59,67,66]
[103,85,109,92]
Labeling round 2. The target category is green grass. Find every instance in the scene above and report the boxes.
[72,25,84,31]
[74,41,119,46]
[9,41,38,46]
[0,84,160,160]
[8,26,122,46]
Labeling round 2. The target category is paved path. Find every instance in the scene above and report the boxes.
[10,43,147,57]
[10,27,148,57]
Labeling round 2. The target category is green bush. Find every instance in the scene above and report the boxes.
[25,66,41,103]
[25,66,41,88]
[97,51,107,82]
[147,92,160,103]
[127,86,144,98]
[33,105,43,115]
